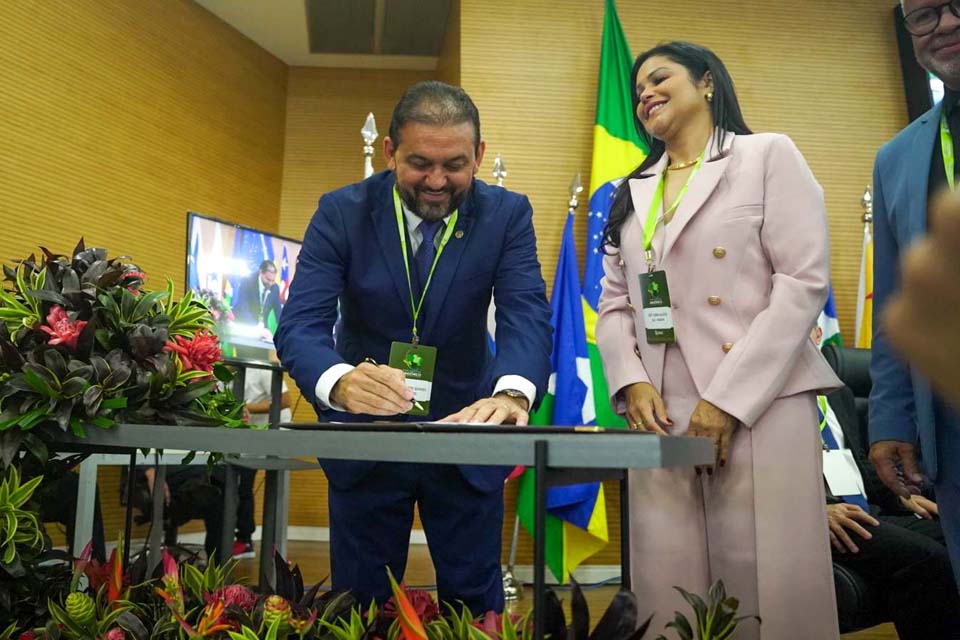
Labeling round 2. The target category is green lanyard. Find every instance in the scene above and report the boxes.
[643,153,705,267]
[942,110,956,192]
[393,187,459,343]
[817,396,828,432]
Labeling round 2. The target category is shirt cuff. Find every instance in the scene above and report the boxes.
[493,375,536,410]
[315,363,355,411]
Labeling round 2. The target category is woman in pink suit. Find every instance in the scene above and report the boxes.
[596,42,842,639]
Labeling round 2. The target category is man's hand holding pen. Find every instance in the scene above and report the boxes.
[330,359,419,416]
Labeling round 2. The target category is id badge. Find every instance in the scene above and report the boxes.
[639,270,676,344]
[388,341,437,416]
[822,449,865,497]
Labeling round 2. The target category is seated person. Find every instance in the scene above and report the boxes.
[140,466,224,558]
[231,361,292,558]
[37,463,106,561]
[812,328,960,639]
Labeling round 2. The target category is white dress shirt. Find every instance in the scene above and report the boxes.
[314,202,535,414]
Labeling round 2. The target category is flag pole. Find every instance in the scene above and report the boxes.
[492,151,524,604]
[855,186,874,347]
[503,173,584,604]
[361,113,378,179]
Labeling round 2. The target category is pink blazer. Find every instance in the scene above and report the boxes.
[596,132,841,427]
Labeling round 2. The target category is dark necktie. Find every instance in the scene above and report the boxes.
[414,220,443,296]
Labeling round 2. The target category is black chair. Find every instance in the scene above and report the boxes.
[821,344,873,443]
[820,343,888,633]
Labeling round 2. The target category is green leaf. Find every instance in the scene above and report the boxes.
[3,512,18,548]
[22,366,57,398]
[264,615,282,640]
[8,473,43,507]
[70,420,88,437]
[17,408,50,431]
[101,396,128,409]
[88,416,113,429]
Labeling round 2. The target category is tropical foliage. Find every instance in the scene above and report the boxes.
[0,239,250,467]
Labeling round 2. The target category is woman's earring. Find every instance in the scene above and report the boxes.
[706,92,714,103]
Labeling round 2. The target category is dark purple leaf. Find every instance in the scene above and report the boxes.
[42,348,68,379]
[27,288,68,306]
[0,336,25,370]
[570,579,590,640]
[83,385,104,416]
[589,589,638,640]
[0,429,24,466]
[543,589,568,640]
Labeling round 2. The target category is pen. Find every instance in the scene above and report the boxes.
[364,358,425,412]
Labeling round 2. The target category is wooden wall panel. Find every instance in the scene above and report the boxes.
[436,0,461,86]
[0,0,287,545]
[458,0,909,567]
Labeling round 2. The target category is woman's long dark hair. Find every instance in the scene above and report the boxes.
[601,42,752,252]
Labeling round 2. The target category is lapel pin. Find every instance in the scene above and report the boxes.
[454,229,464,239]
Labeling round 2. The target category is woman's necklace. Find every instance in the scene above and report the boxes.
[666,157,699,170]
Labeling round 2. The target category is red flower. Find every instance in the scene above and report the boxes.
[471,611,522,637]
[101,629,124,640]
[163,329,221,379]
[205,584,257,612]
[40,305,87,350]
[18,632,37,640]
[383,583,440,623]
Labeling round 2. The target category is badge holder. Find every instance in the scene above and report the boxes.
[639,250,676,344]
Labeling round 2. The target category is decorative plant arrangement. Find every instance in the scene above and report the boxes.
[0,239,250,466]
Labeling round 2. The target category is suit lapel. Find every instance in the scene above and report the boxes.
[908,105,940,240]
[371,179,416,327]
[627,154,669,233]
[419,189,476,341]
[661,132,734,259]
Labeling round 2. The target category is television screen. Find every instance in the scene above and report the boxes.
[185,212,302,360]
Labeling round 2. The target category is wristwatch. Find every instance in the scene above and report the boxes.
[496,388,529,410]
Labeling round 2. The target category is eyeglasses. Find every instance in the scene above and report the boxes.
[903,0,960,37]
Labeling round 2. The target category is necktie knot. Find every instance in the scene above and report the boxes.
[419,220,443,245]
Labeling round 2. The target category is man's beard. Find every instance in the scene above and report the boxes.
[398,183,468,222]
[923,37,960,88]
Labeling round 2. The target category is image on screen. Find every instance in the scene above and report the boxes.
[185,212,302,361]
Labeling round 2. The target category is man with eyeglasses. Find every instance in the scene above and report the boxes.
[869,0,960,589]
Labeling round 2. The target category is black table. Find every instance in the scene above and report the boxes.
[51,421,713,639]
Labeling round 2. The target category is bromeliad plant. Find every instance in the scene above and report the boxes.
[0,239,250,465]
[0,465,44,569]
[654,581,759,640]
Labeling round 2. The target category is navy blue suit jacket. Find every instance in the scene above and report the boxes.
[275,171,552,493]
[233,274,281,326]
[869,103,943,481]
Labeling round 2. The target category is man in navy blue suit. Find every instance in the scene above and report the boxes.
[869,0,960,585]
[275,81,552,613]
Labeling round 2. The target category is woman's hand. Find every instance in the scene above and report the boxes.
[688,399,738,472]
[623,382,673,435]
[899,494,939,519]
